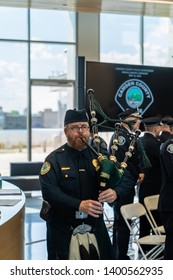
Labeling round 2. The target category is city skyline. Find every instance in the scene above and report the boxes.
[0,103,66,129]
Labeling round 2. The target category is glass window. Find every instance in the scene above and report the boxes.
[0,7,76,176]
[31,85,74,122]
[0,42,28,175]
[0,7,27,40]
[0,42,28,114]
[144,17,172,66]
[31,85,74,161]
[30,9,76,42]
[31,43,75,79]
[100,13,141,64]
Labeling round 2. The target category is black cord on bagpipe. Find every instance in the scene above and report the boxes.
[87,88,138,135]
[88,89,151,170]
[87,88,141,155]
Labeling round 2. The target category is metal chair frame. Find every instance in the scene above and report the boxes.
[120,202,165,260]
[103,210,114,240]
[144,194,165,234]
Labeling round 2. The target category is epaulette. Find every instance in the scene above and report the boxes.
[56,144,66,153]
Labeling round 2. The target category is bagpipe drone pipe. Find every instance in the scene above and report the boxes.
[81,89,144,198]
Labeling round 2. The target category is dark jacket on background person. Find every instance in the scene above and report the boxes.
[139,132,162,199]
[158,131,171,144]
[158,138,173,212]
[139,132,162,244]
[108,124,144,259]
[158,138,173,259]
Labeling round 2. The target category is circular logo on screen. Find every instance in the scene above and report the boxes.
[115,79,154,115]
[126,86,143,108]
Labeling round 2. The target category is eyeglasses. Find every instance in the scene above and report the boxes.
[68,125,90,132]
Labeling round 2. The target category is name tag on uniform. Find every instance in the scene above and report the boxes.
[75,211,88,219]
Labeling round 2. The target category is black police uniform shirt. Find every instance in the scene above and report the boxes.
[158,138,173,212]
[39,143,101,228]
[158,131,171,144]
[39,142,134,228]
[108,126,142,184]
[139,132,162,199]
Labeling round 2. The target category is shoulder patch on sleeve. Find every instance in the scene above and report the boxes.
[40,161,51,175]
[167,144,173,154]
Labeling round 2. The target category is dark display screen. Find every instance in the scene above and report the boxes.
[85,61,173,131]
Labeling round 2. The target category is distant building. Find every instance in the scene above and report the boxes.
[32,113,43,128]
[0,106,5,129]
[0,106,66,129]
[43,108,58,128]
[5,114,27,129]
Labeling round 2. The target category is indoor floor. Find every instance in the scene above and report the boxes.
[25,191,47,260]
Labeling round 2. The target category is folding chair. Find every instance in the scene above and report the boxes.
[120,202,165,260]
[144,195,165,234]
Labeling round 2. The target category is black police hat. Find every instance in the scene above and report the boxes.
[64,109,89,126]
[168,119,173,127]
[118,108,142,119]
[160,115,173,125]
[143,115,162,127]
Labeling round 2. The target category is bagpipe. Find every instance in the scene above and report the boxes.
[81,88,143,194]
[70,90,147,260]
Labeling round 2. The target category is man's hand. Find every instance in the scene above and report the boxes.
[137,172,145,184]
[98,188,118,204]
[79,200,104,218]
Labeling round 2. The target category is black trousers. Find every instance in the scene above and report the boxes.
[113,189,135,260]
[160,211,173,260]
[46,220,72,260]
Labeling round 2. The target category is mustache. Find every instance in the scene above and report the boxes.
[79,136,87,142]
[80,137,99,156]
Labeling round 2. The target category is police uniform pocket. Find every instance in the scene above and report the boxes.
[61,168,77,179]
[60,169,78,193]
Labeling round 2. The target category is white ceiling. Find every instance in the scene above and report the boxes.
[0,0,173,17]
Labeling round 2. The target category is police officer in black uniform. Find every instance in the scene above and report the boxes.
[158,115,173,143]
[108,108,145,260]
[158,137,173,259]
[139,115,162,252]
[39,108,130,260]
